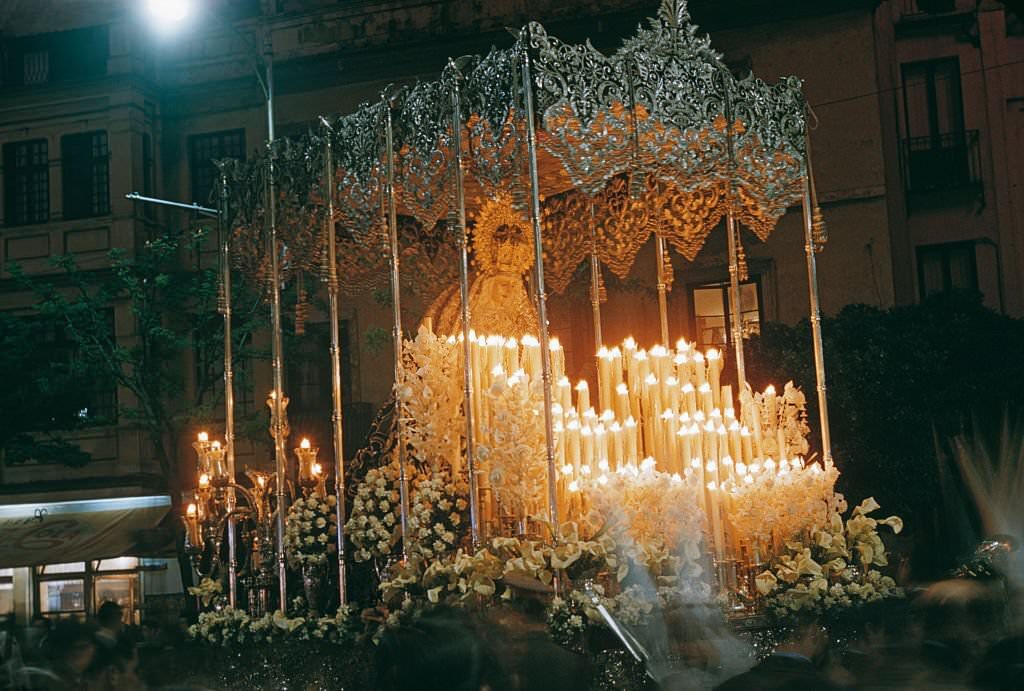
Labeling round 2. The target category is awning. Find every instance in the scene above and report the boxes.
[0,495,172,567]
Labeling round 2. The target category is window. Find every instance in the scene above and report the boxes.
[902,58,964,142]
[37,312,118,425]
[0,568,13,616]
[690,280,761,350]
[917,242,978,299]
[23,51,49,85]
[62,131,110,219]
[189,130,245,205]
[3,139,49,226]
[34,560,139,623]
[900,59,980,195]
[1,26,108,88]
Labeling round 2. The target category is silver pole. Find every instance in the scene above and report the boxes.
[519,35,560,533]
[261,33,288,614]
[218,172,238,609]
[655,234,670,345]
[384,99,411,561]
[723,83,747,389]
[589,204,603,354]
[448,65,482,549]
[320,120,348,605]
[725,214,746,388]
[801,174,833,467]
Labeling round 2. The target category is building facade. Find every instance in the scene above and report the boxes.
[1,0,1021,621]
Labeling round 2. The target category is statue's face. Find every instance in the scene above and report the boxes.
[493,223,529,273]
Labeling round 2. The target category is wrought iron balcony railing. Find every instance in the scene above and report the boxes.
[900,129,982,196]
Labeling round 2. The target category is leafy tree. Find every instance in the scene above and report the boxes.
[0,311,94,467]
[6,227,268,495]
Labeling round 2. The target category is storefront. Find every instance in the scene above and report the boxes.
[0,494,181,623]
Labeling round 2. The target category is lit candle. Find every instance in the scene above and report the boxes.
[624,416,638,464]
[197,431,209,443]
[693,351,706,387]
[674,352,690,388]
[558,377,573,414]
[678,422,692,469]
[666,376,680,414]
[741,426,754,465]
[549,338,565,382]
[610,347,624,387]
[616,382,631,422]
[682,382,697,417]
[609,421,624,470]
[575,380,590,414]
[567,419,581,474]
[721,385,733,417]
[728,421,742,466]
[764,384,778,435]
[699,382,713,414]
[662,408,678,474]
[184,503,201,547]
[706,349,722,408]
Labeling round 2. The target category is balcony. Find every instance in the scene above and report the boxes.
[900,130,982,206]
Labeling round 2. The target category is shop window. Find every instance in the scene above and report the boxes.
[690,279,761,351]
[34,560,140,623]
[38,579,86,617]
[189,129,245,205]
[3,139,49,226]
[62,131,110,219]
[917,241,978,299]
[0,568,13,616]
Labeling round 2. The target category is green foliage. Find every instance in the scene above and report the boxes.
[364,326,393,355]
[5,228,268,484]
[745,293,1024,571]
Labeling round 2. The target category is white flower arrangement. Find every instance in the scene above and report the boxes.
[400,325,465,473]
[284,492,338,568]
[408,469,469,560]
[345,462,402,563]
[476,370,548,522]
[188,606,356,646]
[755,495,905,620]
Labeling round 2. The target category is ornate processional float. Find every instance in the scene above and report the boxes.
[182,1,904,681]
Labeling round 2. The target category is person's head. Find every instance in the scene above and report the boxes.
[375,608,488,691]
[141,618,161,642]
[45,619,96,673]
[777,612,829,663]
[859,597,912,648]
[87,636,142,691]
[96,600,124,632]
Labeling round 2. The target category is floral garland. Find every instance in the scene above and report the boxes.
[755,495,904,620]
[284,493,339,569]
[188,606,357,647]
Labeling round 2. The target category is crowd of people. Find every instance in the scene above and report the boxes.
[0,576,1020,690]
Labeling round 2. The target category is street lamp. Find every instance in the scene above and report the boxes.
[137,1,288,614]
[143,0,195,28]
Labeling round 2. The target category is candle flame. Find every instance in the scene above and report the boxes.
[568,480,580,492]
[764,384,776,395]
[301,438,311,450]
[575,380,588,391]
[623,336,637,350]
[211,440,221,450]
[561,464,574,476]
[706,348,721,361]
[616,382,629,394]
[197,431,209,442]
[199,473,210,487]
[312,462,322,476]
[186,503,197,517]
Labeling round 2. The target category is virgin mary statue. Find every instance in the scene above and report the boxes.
[422,193,539,338]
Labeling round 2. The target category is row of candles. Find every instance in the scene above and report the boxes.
[184,432,327,549]
[462,334,810,562]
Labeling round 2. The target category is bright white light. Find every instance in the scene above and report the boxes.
[145,0,194,26]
